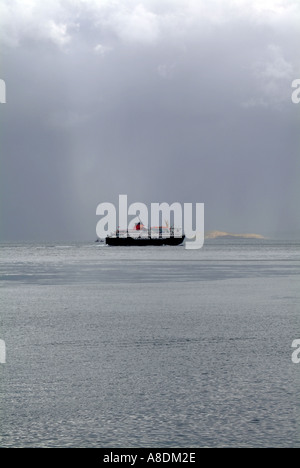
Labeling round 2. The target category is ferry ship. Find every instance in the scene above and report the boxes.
[106,222,185,246]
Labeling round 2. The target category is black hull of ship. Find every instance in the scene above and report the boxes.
[106,236,185,247]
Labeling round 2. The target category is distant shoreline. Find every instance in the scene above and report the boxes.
[205,231,265,240]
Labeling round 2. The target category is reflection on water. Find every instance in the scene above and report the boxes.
[0,240,299,447]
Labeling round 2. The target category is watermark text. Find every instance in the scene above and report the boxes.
[292,340,300,364]
[292,79,300,104]
[96,195,204,250]
[0,339,6,364]
[0,79,6,104]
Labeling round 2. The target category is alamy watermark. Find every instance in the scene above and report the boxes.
[292,340,300,364]
[292,79,300,104]
[0,79,6,104]
[96,195,204,249]
[0,339,6,364]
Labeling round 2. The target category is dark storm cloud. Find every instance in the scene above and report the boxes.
[0,0,299,240]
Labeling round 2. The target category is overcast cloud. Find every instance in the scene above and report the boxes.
[0,0,299,241]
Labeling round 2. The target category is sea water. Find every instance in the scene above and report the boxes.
[0,239,299,447]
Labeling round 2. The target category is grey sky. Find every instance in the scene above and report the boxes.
[0,0,299,241]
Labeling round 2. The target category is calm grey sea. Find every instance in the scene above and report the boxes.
[0,239,299,448]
